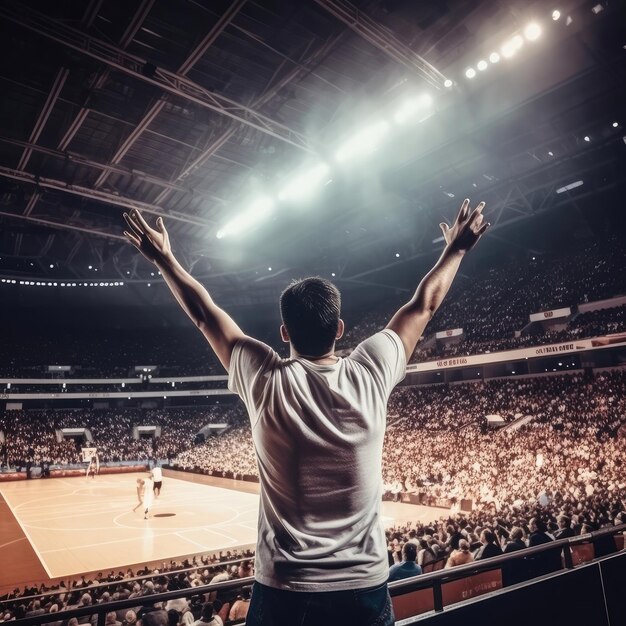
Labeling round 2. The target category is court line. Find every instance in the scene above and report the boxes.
[39,531,175,554]
[0,487,53,577]
[0,536,27,550]
[194,527,240,545]
[174,533,210,552]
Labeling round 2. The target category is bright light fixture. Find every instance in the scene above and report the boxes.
[393,94,433,124]
[278,163,330,202]
[612,121,619,128]
[216,196,275,238]
[489,52,500,63]
[524,23,542,41]
[552,10,561,20]
[512,35,524,49]
[501,40,517,58]
[556,180,584,193]
[335,121,390,163]
[477,60,488,71]
[584,135,590,142]
[444,79,453,88]
[465,67,476,79]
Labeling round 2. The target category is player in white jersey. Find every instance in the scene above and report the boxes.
[151,465,162,497]
[124,199,489,625]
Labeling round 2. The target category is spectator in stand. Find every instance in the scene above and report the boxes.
[389,543,423,581]
[105,612,122,626]
[526,518,560,577]
[192,603,225,626]
[474,529,503,561]
[417,539,437,568]
[228,587,251,623]
[554,516,575,540]
[445,539,474,568]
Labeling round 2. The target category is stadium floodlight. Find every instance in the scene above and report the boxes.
[556,180,583,193]
[465,67,476,79]
[501,39,518,58]
[477,60,488,71]
[524,23,542,41]
[612,121,619,128]
[552,10,561,20]
[444,79,453,88]
[49,264,54,269]
[393,94,433,124]
[584,135,590,142]
[489,52,500,63]
[277,162,331,202]
[217,196,275,238]
[335,120,390,163]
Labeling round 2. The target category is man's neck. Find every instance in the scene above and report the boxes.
[291,346,338,365]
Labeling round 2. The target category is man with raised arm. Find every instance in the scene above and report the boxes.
[123,198,488,626]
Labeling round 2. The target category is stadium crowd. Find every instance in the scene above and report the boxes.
[0,406,245,469]
[1,368,625,616]
[1,239,625,618]
[339,241,626,362]
[0,548,255,625]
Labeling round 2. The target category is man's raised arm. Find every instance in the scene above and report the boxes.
[386,199,489,362]
[123,210,247,371]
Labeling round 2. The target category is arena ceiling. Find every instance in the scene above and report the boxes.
[0,0,625,306]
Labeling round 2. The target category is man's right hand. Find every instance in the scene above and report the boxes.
[439,198,489,254]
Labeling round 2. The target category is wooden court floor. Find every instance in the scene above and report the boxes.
[0,472,449,593]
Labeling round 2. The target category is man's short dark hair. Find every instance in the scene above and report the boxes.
[402,542,417,562]
[280,277,341,357]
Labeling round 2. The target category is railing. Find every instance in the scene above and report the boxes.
[2,524,624,626]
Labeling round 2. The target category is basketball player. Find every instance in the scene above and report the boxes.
[151,464,162,497]
[124,199,489,625]
[133,478,145,512]
[142,475,154,519]
[86,454,98,479]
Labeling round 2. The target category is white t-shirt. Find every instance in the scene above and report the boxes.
[228,329,405,591]
[152,467,162,482]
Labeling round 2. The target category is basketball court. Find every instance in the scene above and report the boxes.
[0,472,449,591]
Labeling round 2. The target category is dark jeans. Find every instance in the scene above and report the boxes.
[245,580,395,626]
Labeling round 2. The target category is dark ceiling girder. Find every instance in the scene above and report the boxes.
[313,0,446,89]
[343,148,621,281]
[19,0,145,246]
[57,0,156,152]
[0,3,312,153]
[0,209,126,242]
[0,165,215,229]
[93,0,247,189]
[0,135,227,203]
[153,28,346,206]
[17,67,69,174]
